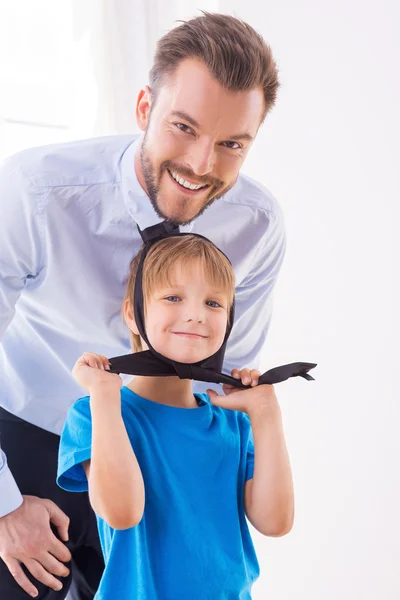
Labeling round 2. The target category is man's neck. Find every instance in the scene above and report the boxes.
[126,375,199,408]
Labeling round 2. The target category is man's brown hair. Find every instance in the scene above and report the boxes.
[123,235,235,353]
[149,11,279,123]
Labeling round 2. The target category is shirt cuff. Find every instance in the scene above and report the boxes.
[0,451,23,517]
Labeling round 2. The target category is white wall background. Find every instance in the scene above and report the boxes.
[1,1,398,599]
[228,2,399,599]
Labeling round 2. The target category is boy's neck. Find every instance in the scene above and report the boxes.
[126,375,199,409]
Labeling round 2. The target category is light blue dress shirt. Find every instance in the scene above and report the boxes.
[0,134,286,516]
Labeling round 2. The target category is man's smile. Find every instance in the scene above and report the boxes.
[167,169,210,194]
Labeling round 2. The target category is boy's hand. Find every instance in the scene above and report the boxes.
[223,367,262,395]
[72,352,122,393]
[207,367,280,419]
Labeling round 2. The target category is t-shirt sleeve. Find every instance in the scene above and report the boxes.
[57,396,92,493]
[243,414,255,482]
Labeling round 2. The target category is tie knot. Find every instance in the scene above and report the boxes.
[172,362,193,380]
[138,221,180,244]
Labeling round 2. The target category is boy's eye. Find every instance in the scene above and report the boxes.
[165,296,180,302]
[207,300,222,308]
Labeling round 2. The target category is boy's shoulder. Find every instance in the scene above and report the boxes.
[202,394,253,429]
[67,394,92,426]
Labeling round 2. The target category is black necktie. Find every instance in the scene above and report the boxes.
[108,221,317,388]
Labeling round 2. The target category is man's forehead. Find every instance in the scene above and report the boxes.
[156,59,264,136]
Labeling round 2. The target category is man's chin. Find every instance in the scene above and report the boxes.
[154,205,201,226]
[155,197,217,226]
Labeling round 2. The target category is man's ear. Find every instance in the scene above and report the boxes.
[124,299,139,335]
[136,86,152,131]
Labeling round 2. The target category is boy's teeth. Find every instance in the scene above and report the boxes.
[170,170,206,191]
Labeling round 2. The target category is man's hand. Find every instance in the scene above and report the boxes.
[72,352,122,393]
[207,367,280,419]
[0,495,72,597]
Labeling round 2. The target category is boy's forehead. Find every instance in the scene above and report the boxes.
[153,260,229,294]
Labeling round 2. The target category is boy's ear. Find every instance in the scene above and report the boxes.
[123,299,139,335]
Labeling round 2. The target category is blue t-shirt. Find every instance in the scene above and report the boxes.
[57,387,259,600]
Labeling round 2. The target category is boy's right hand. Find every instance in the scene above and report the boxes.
[72,352,122,393]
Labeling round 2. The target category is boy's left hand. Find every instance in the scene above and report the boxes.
[207,368,280,418]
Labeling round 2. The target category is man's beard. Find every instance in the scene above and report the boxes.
[139,135,236,226]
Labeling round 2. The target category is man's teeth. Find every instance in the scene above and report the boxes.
[169,170,207,191]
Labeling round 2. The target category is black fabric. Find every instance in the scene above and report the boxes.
[109,222,317,387]
[0,407,104,600]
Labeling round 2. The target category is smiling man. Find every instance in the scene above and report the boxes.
[0,12,285,600]
[137,57,267,224]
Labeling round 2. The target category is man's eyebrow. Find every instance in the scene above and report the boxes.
[170,110,200,129]
[170,110,253,143]
[228,132,253,143]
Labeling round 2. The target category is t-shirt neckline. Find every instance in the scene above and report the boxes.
[121,386,213,422]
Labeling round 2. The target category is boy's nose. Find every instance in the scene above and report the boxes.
[183,304,206,323]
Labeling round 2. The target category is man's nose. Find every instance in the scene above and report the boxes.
[188,138,215,177]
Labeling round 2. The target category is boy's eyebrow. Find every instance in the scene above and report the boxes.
[169,110,253,143]
[158,284,228,296]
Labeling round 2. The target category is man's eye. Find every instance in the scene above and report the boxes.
[221,141,241,150]
[175,123,193,134]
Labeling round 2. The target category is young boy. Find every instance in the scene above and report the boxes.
[57,234,294,599]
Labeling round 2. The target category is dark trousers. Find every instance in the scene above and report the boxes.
[0,407,104,599]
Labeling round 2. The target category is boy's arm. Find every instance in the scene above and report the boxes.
[85,383,145,530]
[207,371,294,538]
[244,403,294,537]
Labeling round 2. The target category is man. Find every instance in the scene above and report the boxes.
[0,12,285,600]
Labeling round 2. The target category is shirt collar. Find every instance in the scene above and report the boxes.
[120,134,194,233]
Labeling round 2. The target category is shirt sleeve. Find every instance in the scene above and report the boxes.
[193,204,286,396]
[57,396,93,493]
[0,155,45,515]
[243,414,255,482]
[0,451,23,517]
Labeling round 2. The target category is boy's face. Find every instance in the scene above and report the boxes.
[144,261,230,364]
[135,58,265,225]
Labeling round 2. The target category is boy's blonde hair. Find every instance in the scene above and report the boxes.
[123,235,235,352]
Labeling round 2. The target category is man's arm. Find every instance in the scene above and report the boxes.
[0,155,73,597]
[193,205,286,395]
[0,155,44,516]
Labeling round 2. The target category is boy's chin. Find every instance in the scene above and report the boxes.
[156,347,212,365]
[166,352,209,364]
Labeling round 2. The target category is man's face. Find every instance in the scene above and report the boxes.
[135,59,265,225]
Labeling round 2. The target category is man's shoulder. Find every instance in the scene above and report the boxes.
[225,172,282,218]
[2,134,138,191]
